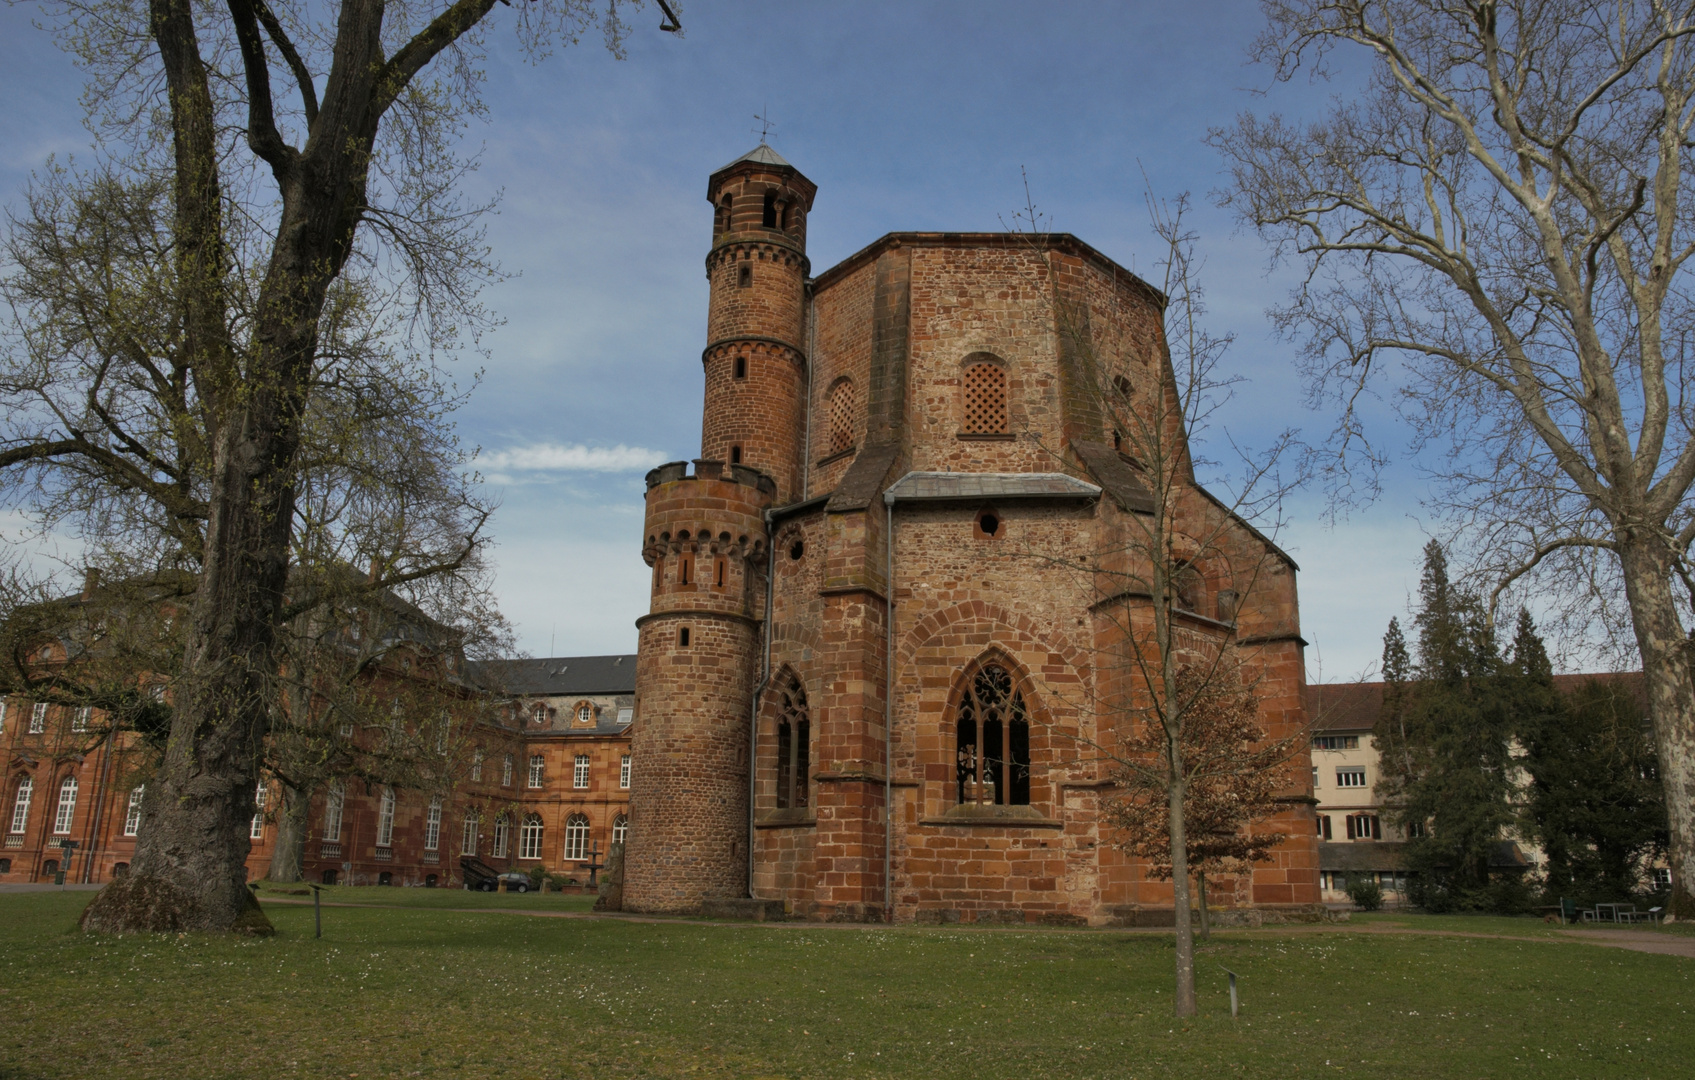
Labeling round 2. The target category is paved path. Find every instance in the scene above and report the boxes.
[252,896,1695,958]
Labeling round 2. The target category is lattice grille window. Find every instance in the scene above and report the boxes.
[828,380,856,455]
[962,362,1008,434]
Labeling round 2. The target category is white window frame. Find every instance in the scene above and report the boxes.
[424,795,442,851]
[563,814,590,861]
[612,814,628,846]
[471,749,484,782]
[124,786,144,836]
[620,754,631,790]
[250,782,267,839]
[492,814,509,858]
[71,707,91,733]
[1336,768,1368,789]
[529,754,545,789]
[577,703,593,725]
[461,813,478,856]
[616,707,632,726]
[518,814,542,860]
[502,754,514,787]
[10,777,33,834]
[573,754,590,789]
[0,699,8,733]
[29,703,47,734]
[376,786,396,847]
[323,780,345,841]
[53,776,78,835]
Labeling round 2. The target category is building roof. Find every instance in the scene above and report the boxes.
[884,471,1101,503]
[1307,672,1646,732]
[465,654,637,697]
[716,143,792,171]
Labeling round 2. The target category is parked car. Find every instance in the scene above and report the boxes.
[498,873,533,893]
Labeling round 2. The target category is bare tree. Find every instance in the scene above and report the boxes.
[1214,0,1695,917]
[0,0,659,932]
[1104,664,1297,940]
[1011,188,1309,1016]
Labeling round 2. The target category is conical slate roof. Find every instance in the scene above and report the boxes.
[716,143,792,172]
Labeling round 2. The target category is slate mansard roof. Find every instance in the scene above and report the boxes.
[465,654,637,697]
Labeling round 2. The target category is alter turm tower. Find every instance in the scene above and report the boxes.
[623,147,816,913]
[624,145,1321,924]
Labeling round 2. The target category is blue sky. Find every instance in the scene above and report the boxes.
[0,0,1439,681]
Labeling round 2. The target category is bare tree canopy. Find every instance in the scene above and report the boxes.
[0,0,663,933]
[1215,0,1695,918]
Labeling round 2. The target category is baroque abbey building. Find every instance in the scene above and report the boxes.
[622,146,1321,924]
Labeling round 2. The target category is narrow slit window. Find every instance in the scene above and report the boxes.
[730,446,742,465]
[679,626,691,647]
[738,263,752,288]
[775,675,809,810]
[734,355,747,379]
[715,558,727,588]
[762,190,777,228]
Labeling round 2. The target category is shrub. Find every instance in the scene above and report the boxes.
[1347,877,1385,911]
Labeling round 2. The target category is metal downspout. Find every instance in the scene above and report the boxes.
[749,513,777,899]
[803,285,816,498]
[883,494,895,922]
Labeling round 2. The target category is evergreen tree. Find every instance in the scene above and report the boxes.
[1522,663,1667,903]
[1381,542,1520,910]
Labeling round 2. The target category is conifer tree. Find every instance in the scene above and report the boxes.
[1380,542,1519,910]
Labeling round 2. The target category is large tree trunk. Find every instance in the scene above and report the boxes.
[266,783,309,883]
[1617,539,1695,920]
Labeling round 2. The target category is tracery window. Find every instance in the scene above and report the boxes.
[519,813,544,860]
[9,777,32,834]
[53,776,78,834]
[774,675,810,810]
[955,664,1031,806]
[828,379,856,455]
[962,360,1008,434]
[563,813,590,861]
[612,813,628,846]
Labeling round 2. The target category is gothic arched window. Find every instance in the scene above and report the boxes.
[775,675,810,810]
[962,360,1008,434]
[955,664,1031,806]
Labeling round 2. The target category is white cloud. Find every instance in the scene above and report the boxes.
[479,443,671,474]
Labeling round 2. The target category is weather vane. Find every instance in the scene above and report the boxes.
[753,108,776,146]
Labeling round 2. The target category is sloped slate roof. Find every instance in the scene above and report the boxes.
[1309,672,1646,732]
[465,654,637,696]
[883,471,1101,503]
[1319,841,1409,873]
[716,143,791,171]
[1071,440,1156,514]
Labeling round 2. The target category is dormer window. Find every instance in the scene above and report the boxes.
[577,703,594,725]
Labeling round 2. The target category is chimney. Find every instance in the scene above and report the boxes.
[82,567,101,601]
[368,558,382,584]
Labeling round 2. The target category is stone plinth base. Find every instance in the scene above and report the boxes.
[701,897,787,921]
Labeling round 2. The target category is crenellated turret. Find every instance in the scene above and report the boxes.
[623,458,775,913]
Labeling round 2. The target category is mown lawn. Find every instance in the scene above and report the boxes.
[251,882,598,913]
[2,892,1688,1080]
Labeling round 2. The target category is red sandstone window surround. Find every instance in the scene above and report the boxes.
[961,360,1009,435]
[563,813,590,861]
[955,664,1031,807]
[774,675,810,810]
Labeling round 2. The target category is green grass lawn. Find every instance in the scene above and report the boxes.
[1350,910,1695,938]
[251,881,598,913]
[2,893,1689,1080]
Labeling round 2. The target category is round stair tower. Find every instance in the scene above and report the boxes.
[623,146,814,914]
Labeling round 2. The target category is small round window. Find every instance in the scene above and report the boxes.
[789,540,805,561]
